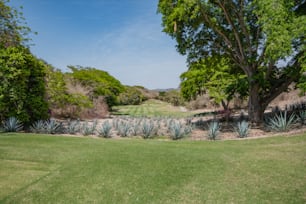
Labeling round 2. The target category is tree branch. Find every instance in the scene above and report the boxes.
[261,76,294,108]
[237,0,253,56]
[217,0,246,61]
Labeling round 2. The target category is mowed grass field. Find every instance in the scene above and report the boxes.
[0,133,305,203]
[113,99,197,117]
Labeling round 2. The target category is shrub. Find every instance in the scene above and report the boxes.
[235,120,249,138]
[2,117,23,132]
[267,111,296,132]
[118,86,146,105]
[158,90,185,106]
[207,121,220,140]
[68,66,125,108]
[186,94,214,110]
[98,121,112,138]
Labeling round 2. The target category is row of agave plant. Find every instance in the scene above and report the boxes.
[0,116,193,140]
[204,110,306,140]
[1,109,305,140]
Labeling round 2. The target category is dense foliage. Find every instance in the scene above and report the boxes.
[118,86,147,105]
[0,0,33,48]
[0,0,48,125]
[158,89,185,106]
[68,66,125,108]
[180,55,248,110]
[158,0,306,123]
[0,46,49,125]
[45,65,93,118]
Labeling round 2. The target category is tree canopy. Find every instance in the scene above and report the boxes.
[0,46,49,124]
[158,0,306,123]
[68,66,125,108]
[180,55,248,110]
[0,0,33,47]
[0,0,48,125]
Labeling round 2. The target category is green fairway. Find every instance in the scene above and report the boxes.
[0,133,305,203]
[113,99,197,117]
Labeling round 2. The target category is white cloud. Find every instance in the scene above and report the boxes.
[81,15,187,89]
[26,1,187,89]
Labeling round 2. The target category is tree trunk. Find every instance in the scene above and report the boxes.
[248,83,266,125]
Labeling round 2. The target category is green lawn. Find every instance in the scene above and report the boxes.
[0,133,305,203]
[113,99,197,117]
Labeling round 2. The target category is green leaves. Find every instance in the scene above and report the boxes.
[0,46,48,125]
[159,0,305,123]
[68,66,125,107]
[180,55,246,106]
[253,0,304,61]
[0,0,33,47]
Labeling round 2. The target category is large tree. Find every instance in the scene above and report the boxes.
[158,0,305,124]
[0,0,48,125]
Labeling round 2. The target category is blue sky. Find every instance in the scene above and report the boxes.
[10,0,187,89]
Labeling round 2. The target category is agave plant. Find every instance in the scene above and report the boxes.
[207,121,220,140]
[117,121,131,137]
[45,119,63,134]
[81,120,97,136]
[267,111,296,132]
[30,120,46,133]
[297,110,306,125]
[130,121,140,136]
[2,117,23,132]
[66,119,80,134]
[235,120,249,138]
[98,121,112,138]
[141,120,155,139]
[112,118,121,130]
[169,121,189,140]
